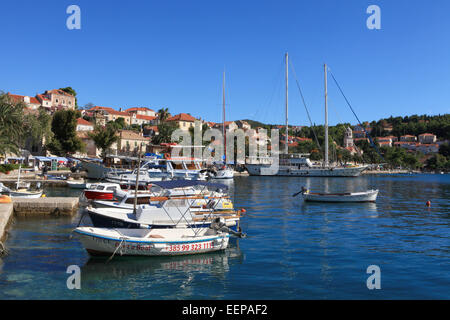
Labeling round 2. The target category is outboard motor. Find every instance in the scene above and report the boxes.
[210,217,246,238]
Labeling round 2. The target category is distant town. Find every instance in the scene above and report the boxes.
[0,87,449,172]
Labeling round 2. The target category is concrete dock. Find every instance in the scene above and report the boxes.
[0,203,14,244]
[0,197,79,253]
[12,197,79,217]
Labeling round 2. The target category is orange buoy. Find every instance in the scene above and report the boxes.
[241,208,246,213]
[426,201,431,207]
[0,195,12,203]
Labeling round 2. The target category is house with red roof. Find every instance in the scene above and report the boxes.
[38,89,76,110]
[76,118,95,131]
[418,133,437,144]
[166,113,198,131]
[125,107,156,117]
[7,93,41,110]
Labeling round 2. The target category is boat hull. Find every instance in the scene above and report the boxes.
[83,190,114,200]
[74,227,230,256]
[303,190,379,202]
[246,164,368,177]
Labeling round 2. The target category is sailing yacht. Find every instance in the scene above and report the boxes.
[209,71,234,180]
[245,54,368,177]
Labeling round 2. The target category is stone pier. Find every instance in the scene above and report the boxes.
[0,203,14,243]
[12,197,79,217]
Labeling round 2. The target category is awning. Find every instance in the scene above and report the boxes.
[34,156,52,161]
[150,180,229,190]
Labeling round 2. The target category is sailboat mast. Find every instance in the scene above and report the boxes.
[324,63,329,167]
[223,70,226,163]
[285,52,289,154]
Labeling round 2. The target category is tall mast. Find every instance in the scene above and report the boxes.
[285,52,289,154]
[223,70,226,163]
[324,63,329,167]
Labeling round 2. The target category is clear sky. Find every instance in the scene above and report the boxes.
[1,0,449,126]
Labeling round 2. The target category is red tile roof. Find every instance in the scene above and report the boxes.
[166,113,196,122]
[136,114,157,121]
[7,93,40,105]
[418,133,436,137]
[126,107,155,112]
[77,118,94,126]
[89,106,116,112]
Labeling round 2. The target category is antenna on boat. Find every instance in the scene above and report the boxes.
[133,143,142,215]
[285,52,289,154]
[324,63,329,167]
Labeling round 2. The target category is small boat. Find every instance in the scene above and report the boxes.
[67,180,90,189]
[294,187,379,203]
[74,219,232,256]
[82,183,122,200]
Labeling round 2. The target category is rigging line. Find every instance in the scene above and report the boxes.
[255,57,284,124]
[288,59,322,150]
[327,67,384,160]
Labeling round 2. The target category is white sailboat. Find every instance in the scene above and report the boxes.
[208,71,234,179]
[245,54,368,177]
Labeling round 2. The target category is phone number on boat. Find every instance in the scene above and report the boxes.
[166,241,214,252]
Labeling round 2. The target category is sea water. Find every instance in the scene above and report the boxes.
[0,174,449,299]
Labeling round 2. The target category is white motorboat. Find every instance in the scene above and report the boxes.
[67,180,90,189]
[295,187,379,203]
[86,180,240,229]
[74,223,230,256]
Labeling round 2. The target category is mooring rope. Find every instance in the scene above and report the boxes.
[0,241,7,256]
[106,236,126,263]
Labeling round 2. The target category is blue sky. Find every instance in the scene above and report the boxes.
[1,0,449,126]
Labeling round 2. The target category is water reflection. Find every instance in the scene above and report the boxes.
[80,244,244,282]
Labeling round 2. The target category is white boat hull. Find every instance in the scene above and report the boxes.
[302,189,379,202]
[246,164,368,177]
[74,227,230,256]
[209,169,234,179]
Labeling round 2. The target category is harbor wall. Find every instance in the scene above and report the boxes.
[12,197,79,217]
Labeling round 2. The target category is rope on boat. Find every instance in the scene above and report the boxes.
[0,241,7,256]
[106,234,126,263]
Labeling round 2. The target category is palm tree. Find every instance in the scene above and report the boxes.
[0,93,25,157]
[157,108,171,123]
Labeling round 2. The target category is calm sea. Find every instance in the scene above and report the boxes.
[0,174,449,299]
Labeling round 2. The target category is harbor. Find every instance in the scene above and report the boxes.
[1,0,450,305]
[0,173,448,299]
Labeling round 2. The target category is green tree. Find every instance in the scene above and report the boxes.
[157,108,171,122]
[151,122,178,145]
[23,109,53,148]
[47,109,84,156]
[0,92,24,156]
[88,124,119,161]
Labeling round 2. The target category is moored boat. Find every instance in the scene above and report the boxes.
[295,187,379,203]
[82,183,121,200]
[74,221,231,256]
